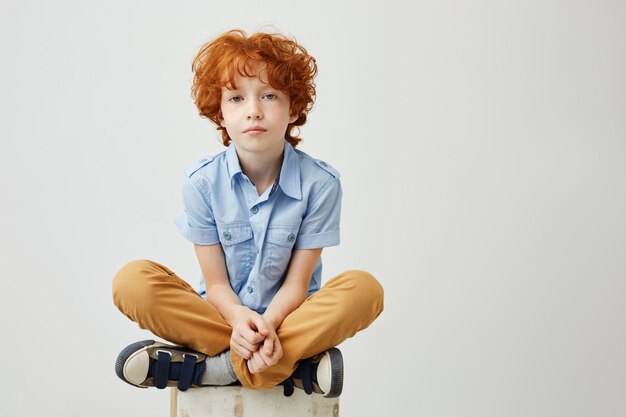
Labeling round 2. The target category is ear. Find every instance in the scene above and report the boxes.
[289,111,298,124]
[217,110,225,127]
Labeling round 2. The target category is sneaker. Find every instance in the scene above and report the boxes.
[282,347,343,398]
[115,340,207,391]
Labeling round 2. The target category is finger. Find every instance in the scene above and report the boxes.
[259,350,275,367]
[249,315,270,337]
[233,330,263,352]
[240,327,266,346]
[268,333,282,357]
[263,337,274,356]
[274,344,283,362]
[249,352,267,374]
[258,342,279,366]
[252,352,267,372]
[238,348,252,360]
[237,349,252,360]
[231,342,252,360]
[271,339,283,363]
[231,326,264,351]
[254,350,271,368]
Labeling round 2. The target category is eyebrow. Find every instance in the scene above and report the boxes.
[223,86,283,95]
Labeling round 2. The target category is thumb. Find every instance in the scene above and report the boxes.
[250,315,270,336]
[263,337,274,356]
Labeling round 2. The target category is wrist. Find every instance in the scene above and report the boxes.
[262,313,282,330]
[224,304,249,327]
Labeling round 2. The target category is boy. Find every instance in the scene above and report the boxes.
[112,29,384,398]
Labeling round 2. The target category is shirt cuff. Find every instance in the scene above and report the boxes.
[174,212,220,245]
[293,230,340,250]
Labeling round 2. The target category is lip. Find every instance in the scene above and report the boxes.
[244,126,267,133]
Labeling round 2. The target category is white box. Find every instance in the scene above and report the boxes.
[173,386,340,417]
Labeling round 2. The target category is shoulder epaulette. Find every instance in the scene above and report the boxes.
[185,156,214,177]
[314,159,341,178]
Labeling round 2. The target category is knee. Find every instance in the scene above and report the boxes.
[112,259,158,310]
[344,270,384,314]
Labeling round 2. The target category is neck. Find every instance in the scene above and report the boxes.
[235,142,284,188]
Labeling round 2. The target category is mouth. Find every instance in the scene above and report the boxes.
[244,126,267,133]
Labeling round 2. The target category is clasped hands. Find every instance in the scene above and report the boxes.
[229,306,283,374]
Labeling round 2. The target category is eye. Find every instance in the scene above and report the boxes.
[263,93,277,100]
[229,96,243,103]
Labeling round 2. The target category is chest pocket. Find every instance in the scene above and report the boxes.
[217,222,255,286]
[264,225,300,282]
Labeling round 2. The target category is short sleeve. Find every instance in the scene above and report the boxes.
[173,175,220,245]
[294,177,342,249]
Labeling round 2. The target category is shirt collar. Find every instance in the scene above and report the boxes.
[226,142,243,182]
[226,140,302,200]
[278,140,302,200]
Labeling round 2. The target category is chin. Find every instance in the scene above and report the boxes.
[236,137,281,151]
[234,140,268,153]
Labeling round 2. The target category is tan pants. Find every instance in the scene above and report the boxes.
[112,259,384,390]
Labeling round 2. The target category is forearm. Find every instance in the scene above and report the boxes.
[194,243,252,326]
[205,282,249,326]
[263,281,309,329]
[263,248,322,329]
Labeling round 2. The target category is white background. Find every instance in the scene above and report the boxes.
[1,1,625,416]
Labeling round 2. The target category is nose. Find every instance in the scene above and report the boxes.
[246,99,263,120]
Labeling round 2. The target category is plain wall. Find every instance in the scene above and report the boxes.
[1,1,625,416]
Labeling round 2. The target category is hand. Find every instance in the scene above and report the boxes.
[246,324,283,374]
[229,306,270,360]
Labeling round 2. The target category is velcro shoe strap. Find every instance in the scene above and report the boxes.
[177,354,198,391]
[300,359,313,395]
[154,350,172,389]
[282,378,295,397]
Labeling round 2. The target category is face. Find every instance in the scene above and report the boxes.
[219,65,297,156]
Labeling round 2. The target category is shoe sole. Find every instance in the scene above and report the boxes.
[324,347,343,398]
[115,339,155,388]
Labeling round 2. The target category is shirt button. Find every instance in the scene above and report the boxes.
[223,232,232,241]
[250,206,259,214]
[247,286,253,293]
[287,233,296,242]
[320,161,327,166]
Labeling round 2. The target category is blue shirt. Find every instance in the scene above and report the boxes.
[174,139,342,313]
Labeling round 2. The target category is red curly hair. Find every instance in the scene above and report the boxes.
[191,29,318,147]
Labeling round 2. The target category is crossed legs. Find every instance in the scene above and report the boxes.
[112,259,384,389]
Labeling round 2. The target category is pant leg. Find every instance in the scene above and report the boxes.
[232,269,384,389]
[112,259,231,356]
